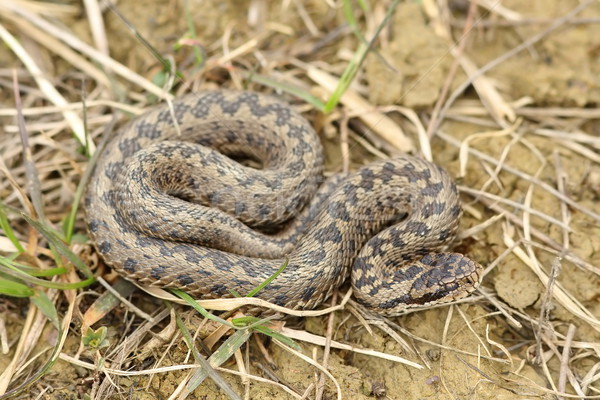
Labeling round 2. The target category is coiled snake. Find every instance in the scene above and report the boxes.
[85,91,483,315]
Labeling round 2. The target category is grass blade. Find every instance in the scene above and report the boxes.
[186,329,252,396]
[171,289,237,329]
[30,291,60,331]
[0,277,34,297]
[175,313,242,400]
[21,213,94,279]
[245,259,289,298]
[323,0,399,112]
[0,202,24,253]
[248,74,326,110]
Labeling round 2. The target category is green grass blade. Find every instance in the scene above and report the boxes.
[21,213,94,279]
[171,289,238,329]
[342,0,369,38]
[179,0,205,66]
[62,175,85,244]
[251,324,300,350]
[0,277,34,297]
[82,279,137,327]
[323,0,399,112]
[232,316,300,351]
[249,74,326,110]
[10,264,67,277]
[0,255,66,277]
[245,259,289,298]
[0,258,94,290]
[30,290,61,331]
[186,329,252,396]
[104,1,184,82]
[175,313,242,400]
[323,41,368,112]
[63,113,104,243]
[207,329,252,365]
[0,201,24,253]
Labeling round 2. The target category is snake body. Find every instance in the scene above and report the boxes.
[85,91,482,315]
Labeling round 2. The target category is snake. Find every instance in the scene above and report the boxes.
[84,90,483,315]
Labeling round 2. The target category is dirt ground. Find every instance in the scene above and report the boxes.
[1,0,599,399]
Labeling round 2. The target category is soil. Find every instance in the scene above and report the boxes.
[1,0,599,399]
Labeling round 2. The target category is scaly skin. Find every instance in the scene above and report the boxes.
[85,90,482,315]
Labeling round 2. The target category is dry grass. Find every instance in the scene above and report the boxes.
[1,0,600,399]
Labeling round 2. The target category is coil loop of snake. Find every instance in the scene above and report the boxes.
[84,90,483,315]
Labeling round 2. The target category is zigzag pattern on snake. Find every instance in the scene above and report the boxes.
[84,90,483,315]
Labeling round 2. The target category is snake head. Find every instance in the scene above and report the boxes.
[403,252,483,306]
[352,252,483,315]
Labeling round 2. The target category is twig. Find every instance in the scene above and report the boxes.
[315,290,337,400]
[557,324,576,399]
